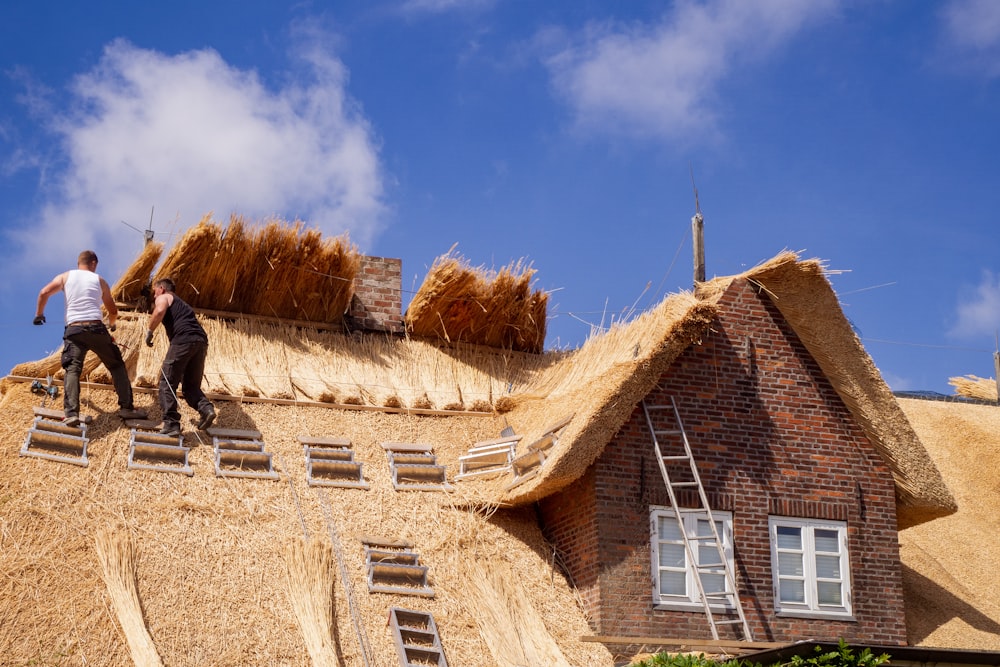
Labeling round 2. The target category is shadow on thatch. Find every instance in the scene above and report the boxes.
[902,563,1000,645]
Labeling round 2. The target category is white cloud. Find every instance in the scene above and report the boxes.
[399,0,494,14]
[950,270,1000,338]
[8,33,386,278]
[543,0,838,141]
[940,0,1000,76]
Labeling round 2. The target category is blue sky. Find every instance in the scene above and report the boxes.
[2,0,999,394]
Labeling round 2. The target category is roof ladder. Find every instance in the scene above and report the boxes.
[382,443,452,491]
[388,607,448,667]
[361,536,434,598]
[642,397,753,642]
[127,420,193,476]
[300,436,369,489]
[208,427,279,480]
[20,409,91,467]
[506,413,575,489]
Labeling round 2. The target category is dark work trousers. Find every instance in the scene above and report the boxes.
[61,323,134,416]
[159,338,212,427]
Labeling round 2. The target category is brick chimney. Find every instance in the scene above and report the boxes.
[348,255,404,334]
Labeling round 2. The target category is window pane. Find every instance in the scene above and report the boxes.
[815,529,839,552]
[700,572,725,595]
[698,544,723,566]
[659,543,685,568]
[779,579,805,603]
[660,571,686,596]
[778,552,804,576]
[776,525,802,549]
[817,581,843,605]
[659,518,681,540]
[816,554,840,579]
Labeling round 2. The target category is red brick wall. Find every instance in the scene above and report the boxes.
[349,255,403,333]
[538,278,906,644]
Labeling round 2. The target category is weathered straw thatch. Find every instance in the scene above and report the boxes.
[897,397,1000,649]
[111,241,164,306]
[949,374,998,402]
[95,528,164,667]
[154,214,360,323]
[406,251,548,353]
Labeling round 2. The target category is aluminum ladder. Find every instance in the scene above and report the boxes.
[642,397,753,641]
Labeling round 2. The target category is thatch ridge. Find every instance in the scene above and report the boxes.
[406,250,548,353]
[949,374,998,402]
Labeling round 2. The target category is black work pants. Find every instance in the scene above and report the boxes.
[61,323,134,416]
[159,338,211,427]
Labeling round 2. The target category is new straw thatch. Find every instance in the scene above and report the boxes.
[949,374,998,402]
[154,214,361,323]
[95,527,164,667]
[284,538,340,667]
[406,250,548,353]
[111,241,164,306]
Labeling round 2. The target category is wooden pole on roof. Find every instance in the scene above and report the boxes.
[690,166,705,285]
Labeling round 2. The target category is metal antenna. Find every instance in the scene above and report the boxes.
[120,205,157,245]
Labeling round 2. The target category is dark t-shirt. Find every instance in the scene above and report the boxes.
[163,295,208,343]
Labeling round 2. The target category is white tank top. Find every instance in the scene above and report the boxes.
[64,269,104,324]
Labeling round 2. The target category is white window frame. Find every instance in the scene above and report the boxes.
[650,507,735,611]
[769,516,853,619]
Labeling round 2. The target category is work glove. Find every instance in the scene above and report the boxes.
[33,315,45,325]
[109,323,116,332]
[145,330,154,347]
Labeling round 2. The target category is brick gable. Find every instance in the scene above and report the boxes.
[539,278,906,644]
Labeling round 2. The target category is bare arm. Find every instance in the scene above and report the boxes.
[147,293,172,332]
[36,272,67,319]
[100,277,118,327]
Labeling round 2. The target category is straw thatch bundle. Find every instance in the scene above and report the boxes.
[152,214,360,323]
[466,560,571,667]
[284,538,340,667]
[949,374,998,401]
[111,241,164,306]
[406,252,548,353]
[95,528,164,667]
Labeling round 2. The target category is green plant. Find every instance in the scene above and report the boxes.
[788,639,891,667]
[630,652,762,667]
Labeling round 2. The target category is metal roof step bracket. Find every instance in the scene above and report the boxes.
[363,540,435,598]
[388,607,448,667]
[208,427,279,480]
[299,435,369,489]
[455,434,522,481]
[506,413,575,489]
[20,414,90,467]
[128,425,193,476]
[381,442,452,491]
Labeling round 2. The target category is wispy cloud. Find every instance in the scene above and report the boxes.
[5,30,385,277]
[950,270,1000,338]
[398,0,495,14]
[940,0,1000,77]
[543,0,838,142]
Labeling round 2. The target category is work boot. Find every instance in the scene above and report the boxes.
[62,414,81,428]
[159,423,181,437]
[118,407,148,420]
[196,407,216,430]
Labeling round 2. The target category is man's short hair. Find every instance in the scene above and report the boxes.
[153,278,176,293]
[78,250,98,266]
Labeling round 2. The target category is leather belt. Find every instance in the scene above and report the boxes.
[67,320,103,326]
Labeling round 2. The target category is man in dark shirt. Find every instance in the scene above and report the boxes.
[146,278,216,436]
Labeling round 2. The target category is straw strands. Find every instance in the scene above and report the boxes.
[949,374,998,401]
[111,241,164,305]
[284,538,341,667]
[153,214,360,322]
[406,252,547,353]
[95,528,164,667]
[466,559,571,667]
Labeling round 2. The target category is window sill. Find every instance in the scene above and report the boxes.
[653,601,735,613]
[775,610,856,622]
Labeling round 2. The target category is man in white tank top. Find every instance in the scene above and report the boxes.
[35,250,148,426]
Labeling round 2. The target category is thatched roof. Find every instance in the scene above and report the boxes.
[497,251,956,530]
[949,374,998,402]
[0,226,963,663]
[896,397,1000,649]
